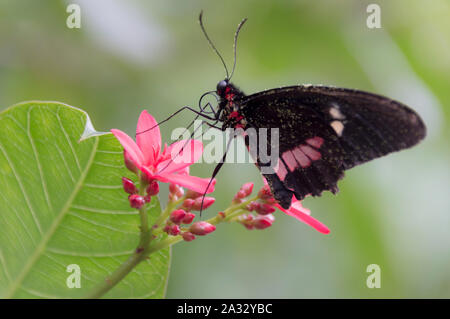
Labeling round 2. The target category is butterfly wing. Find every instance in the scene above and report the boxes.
[240,85,426,208]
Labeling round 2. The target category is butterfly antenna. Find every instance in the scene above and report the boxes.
[199,11,230,80]
[229,17,247,81]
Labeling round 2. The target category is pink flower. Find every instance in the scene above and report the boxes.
[111,110,215,194]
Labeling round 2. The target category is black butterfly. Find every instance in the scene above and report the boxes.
[215,82,426,208]
[141,13,426,210]
[195,12,426,209]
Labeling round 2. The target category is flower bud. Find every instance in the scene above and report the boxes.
[258,185,273,200]
[170,209,187,224]
[146,180,159,196]
[128,194,145,209]
[181,212,196,224]
[123,150,139,174]
[253,214,275,229]
[165,224,180,236]
[237,183,254,199]
[191,197,215,211]
[182,198,195,210]
[185,189,202,199]
[234,190,246,200]
[239,214,255,230]
[182,232,196,242]
[189,221,216,236]
[144,195,151,203]
[122,177,137,194]
[169,183,184,198]
[254,203,276,215]
[246,201,258,212]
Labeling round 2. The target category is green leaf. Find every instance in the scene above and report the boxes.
[0,101,170,298]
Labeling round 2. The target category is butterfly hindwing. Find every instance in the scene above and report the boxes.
[240,85,426,207]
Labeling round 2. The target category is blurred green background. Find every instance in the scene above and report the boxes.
[1,0,449,298]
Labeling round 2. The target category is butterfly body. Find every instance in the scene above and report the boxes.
[215,80,426,208]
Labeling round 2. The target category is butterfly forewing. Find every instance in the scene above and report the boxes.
[240,85,426,207]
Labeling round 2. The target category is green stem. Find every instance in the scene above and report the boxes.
[153,196,185,230]
[85,188,258,298]
[84,174,152,299]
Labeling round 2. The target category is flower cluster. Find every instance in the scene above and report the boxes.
[122,177,159,209]
[112,110,217,243]
[231,182,330,234]
[161,184,216,241]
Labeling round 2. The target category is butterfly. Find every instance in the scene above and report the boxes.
[139,12,426,210]
[196,12,426,209]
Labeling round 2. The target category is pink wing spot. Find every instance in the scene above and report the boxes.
[282,151,298,172]
[292,148,311,168]
[275,159,288,180]
[300,145,321,161]
[306,136,324,149]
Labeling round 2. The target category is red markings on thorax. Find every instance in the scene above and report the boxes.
[228,111,244,121]
[225,87,234,102]
[275,136,324,180]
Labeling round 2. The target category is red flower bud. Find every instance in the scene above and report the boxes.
[128,194,145,209]
[146,180,159,196]
[123,150,139,174]
[246,201,258,212]
[234,190,246,200]
[144,195,151,203]
[181,212,196,224]
[189,221,216,236]
[186,189,202,199]
[165,224,180,236]
[170,209,187,224]
[235,183,253,199]
[122,177,137,194]
[239,214,255,230]
[169,183,184,198]
[258,185,273,200]
[253,214,275,229]
[191,197,215,211]
[182,232,196,242]
[182,198,195,210]
[254,203,276,215]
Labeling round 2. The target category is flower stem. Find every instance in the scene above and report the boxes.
[85,190,258,298]
[84,174,152,299]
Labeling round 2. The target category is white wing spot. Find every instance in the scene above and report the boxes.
[331,121,344,136]
[329,106,345,120]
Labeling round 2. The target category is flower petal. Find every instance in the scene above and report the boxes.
[156,140,203,175]
[158,172,215,194]
[278,203,330,234]
[111,129,144,167]
[290,200,311,215]
[136,110,161,165]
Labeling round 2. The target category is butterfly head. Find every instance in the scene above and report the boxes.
[216,79,229,96]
